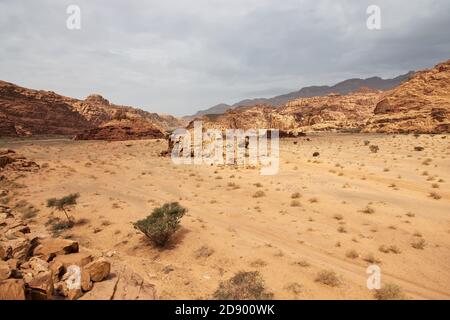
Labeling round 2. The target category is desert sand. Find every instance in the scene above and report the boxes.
[1,133,449,299]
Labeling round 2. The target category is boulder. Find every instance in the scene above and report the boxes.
[0,241,12,260]
[27,270,54,300]
[0,279,26,300]
[33,238,78,262]
[52,252,93,269]
[84,258,110,282]
[81,268,93,292]
[0,260,11,280]
[9,237,31,262]
[29,257,49,273]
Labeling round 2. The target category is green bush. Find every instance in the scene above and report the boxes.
[134,202,186,247]
[47,193,79,222]
[213,271,273,300]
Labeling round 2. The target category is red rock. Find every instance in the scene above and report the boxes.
[33,238,79,262]
[84,258,110,282]
[0,279,26,300]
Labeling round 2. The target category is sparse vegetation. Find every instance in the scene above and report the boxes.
[369,145,379,153]
[46,193,80,223]
[253,190,266,198]
[213,271,274,300]
[134,202,186,247]
[315,270,341,287]
[291,192,301,199]
[374,283,405,300]
[346,249,359,259]
[411,238,426,250]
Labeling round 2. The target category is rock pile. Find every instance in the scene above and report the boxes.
[0,205,112,300]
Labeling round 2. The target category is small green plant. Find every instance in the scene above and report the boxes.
[134,202,186,247]
[213,271,273,300]
[47,193,79,223]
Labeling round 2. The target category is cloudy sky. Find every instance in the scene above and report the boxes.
[0,0,449,115]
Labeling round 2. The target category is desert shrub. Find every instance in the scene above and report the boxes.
[47,193,79,222]
[195,245,214,258]
[429,192,441,200]
[313,152,320,157]
[346,249,359,259]
[363,253,381,264]
[291,192,301,199]
[213,271,273,300]
[290,200,301,207]
[411,238,426,250]
[364,140,370,146]
[414,146,424,151]
[134,202,186,247]
[369,145,379,153]
[252,190,266,198]
[374,283,405,300]
[315,270,341,287]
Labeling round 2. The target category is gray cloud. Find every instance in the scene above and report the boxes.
[0,0,449,115]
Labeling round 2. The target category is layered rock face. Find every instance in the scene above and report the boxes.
[74,119,165,141]
[0,81,93,136]
[279,89,381,131]
[364,60,450,133]
[188,60,450,134]
[0,81,184,139]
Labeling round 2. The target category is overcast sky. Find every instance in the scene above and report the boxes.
[0,0,449,115]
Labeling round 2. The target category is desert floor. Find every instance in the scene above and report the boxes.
[1,133,449,299]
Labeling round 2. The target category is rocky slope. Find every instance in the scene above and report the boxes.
[189,89,382,133]
[190,71,413,118]
[0,149,156,300]
[189,60,450,134]
[0,81,184,139]
[364,60,450,133]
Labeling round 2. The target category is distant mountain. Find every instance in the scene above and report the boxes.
[189,71,414,118]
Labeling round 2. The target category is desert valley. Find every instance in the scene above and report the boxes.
[1,60,449,300]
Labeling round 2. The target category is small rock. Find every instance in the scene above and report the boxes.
[53,252,93,269]
[0,279,26,300]
[84,258,110,282]
[27,270,54,300]
[9,237,31,262]
[0,241,12,261]
[67,288,83,300]
[33,238,79,262]
[29,257,49,273]
[313,152,320,157]
[0,260,11,280]
[81,268,93,292]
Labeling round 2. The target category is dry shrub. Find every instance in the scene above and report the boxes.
[374,283,406,300]
[315,270,341,287]
[213,271,274,300]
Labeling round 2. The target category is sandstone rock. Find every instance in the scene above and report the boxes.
[53,252,93,269]
[6,258,20,278]
[9,237,31,262]
[29,257,49,273]
[0,278,26,300]
[27,270,54,300]
[0,241,12,260]
[81,268,93,292]
[49,260,64,283]
[67,288,83,300]
[84,258,110,282]
[0,260,11,280]
[33,238,78,262]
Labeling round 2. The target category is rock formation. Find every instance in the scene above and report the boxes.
[364,60,450,133]
[0,81,185,139]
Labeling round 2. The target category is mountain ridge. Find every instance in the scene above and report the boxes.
[188,71,414,118]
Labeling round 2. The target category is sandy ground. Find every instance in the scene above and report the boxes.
[1,133,449,300]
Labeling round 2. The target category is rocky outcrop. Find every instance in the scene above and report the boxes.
[0,81,185,138]
[74,119,165,141]
[364,60,450,133]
